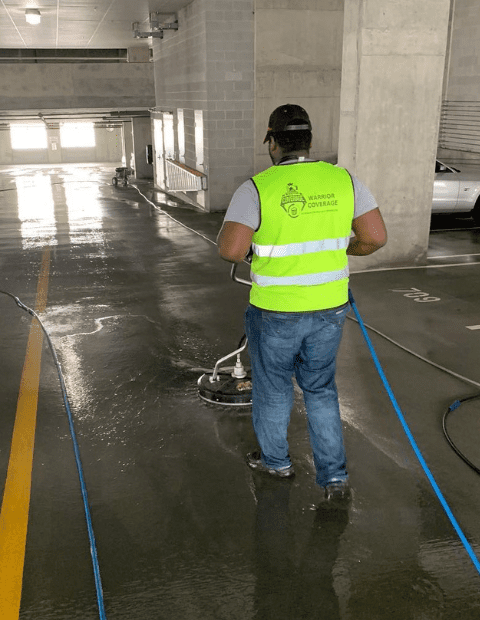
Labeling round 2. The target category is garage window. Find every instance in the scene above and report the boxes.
[60,122,95,148]
[10,124,48,150]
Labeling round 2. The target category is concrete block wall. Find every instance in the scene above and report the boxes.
[0,63,155,111]
[254,0,344,173]
[152,1,208,115]
[153,0,343,209]
[151,1,208,202]
[205,0,255,210]
[152,0,254,212]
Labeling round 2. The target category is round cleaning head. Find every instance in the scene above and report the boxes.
[197,372,252,406]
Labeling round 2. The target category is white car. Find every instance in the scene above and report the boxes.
[433,160,480,223]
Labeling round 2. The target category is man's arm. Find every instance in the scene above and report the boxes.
[217,221,255,263]
[347,207,387,256]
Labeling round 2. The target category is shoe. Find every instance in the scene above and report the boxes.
[324,479,350,500]
[246,452,295,478]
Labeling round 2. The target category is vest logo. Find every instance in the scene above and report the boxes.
[280,184,307,219]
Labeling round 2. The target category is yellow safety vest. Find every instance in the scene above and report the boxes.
[250,161,354,312]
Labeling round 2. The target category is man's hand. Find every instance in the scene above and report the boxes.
[217,221,255,263]
[347,208,387,256]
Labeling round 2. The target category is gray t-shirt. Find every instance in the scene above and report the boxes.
[224,160,378,230]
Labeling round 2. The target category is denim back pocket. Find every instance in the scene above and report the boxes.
[262,311,301,338]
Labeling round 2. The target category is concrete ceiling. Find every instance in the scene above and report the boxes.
[0,0,190,49]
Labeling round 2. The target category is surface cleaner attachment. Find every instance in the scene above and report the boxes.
[197,339,252,406]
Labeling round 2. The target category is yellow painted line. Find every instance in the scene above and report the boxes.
[0,247,51,619]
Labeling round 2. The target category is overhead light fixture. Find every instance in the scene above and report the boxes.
[25,9,41,25]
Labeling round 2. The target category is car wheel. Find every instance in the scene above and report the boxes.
[472,199,480,225]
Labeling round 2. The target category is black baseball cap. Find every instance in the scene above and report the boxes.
[263,104,312,143]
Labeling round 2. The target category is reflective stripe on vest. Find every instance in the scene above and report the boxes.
[251,265,349,287]
[250,161,354,312]
[252,236,350,258]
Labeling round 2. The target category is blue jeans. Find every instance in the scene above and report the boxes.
[245,303,350,487]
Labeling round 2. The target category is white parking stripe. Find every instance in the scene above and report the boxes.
[427,253,480,259]
[466,325,480,330]
[352,261,480,274]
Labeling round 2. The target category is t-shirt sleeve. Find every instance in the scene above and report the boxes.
[223,179,260,231]
[351,175,378,219]
[223,171,377,230]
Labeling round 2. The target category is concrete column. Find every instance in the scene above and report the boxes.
[132,117,153,179]
[338,0,451,269]
[47,127,62,164]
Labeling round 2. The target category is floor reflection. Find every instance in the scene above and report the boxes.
[252,474,349,620]
[16,173,56,250]
[64,181,105,246]
[14,166,107,250]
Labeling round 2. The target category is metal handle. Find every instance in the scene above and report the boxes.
[230,262,252,287]
[210,340,249,381]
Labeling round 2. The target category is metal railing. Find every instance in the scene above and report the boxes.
[439,100,480,153]
[165,159,207,191]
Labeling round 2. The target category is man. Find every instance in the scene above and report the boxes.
[217,104,387,500]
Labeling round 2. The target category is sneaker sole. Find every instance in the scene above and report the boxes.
[325,486,351,501]
[246,458,295,478]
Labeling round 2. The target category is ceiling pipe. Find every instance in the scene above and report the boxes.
[37,113,49,126]
[132,12,178,39]
[0,110,151,122]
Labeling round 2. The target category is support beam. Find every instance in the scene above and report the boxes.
[339,0,451,269]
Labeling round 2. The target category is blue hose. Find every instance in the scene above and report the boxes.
[1,291,107,619]
[348,289,480,577]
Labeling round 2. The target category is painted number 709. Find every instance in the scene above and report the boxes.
[390,288,440,302]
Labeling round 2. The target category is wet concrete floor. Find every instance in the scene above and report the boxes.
[0,164,479,619]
